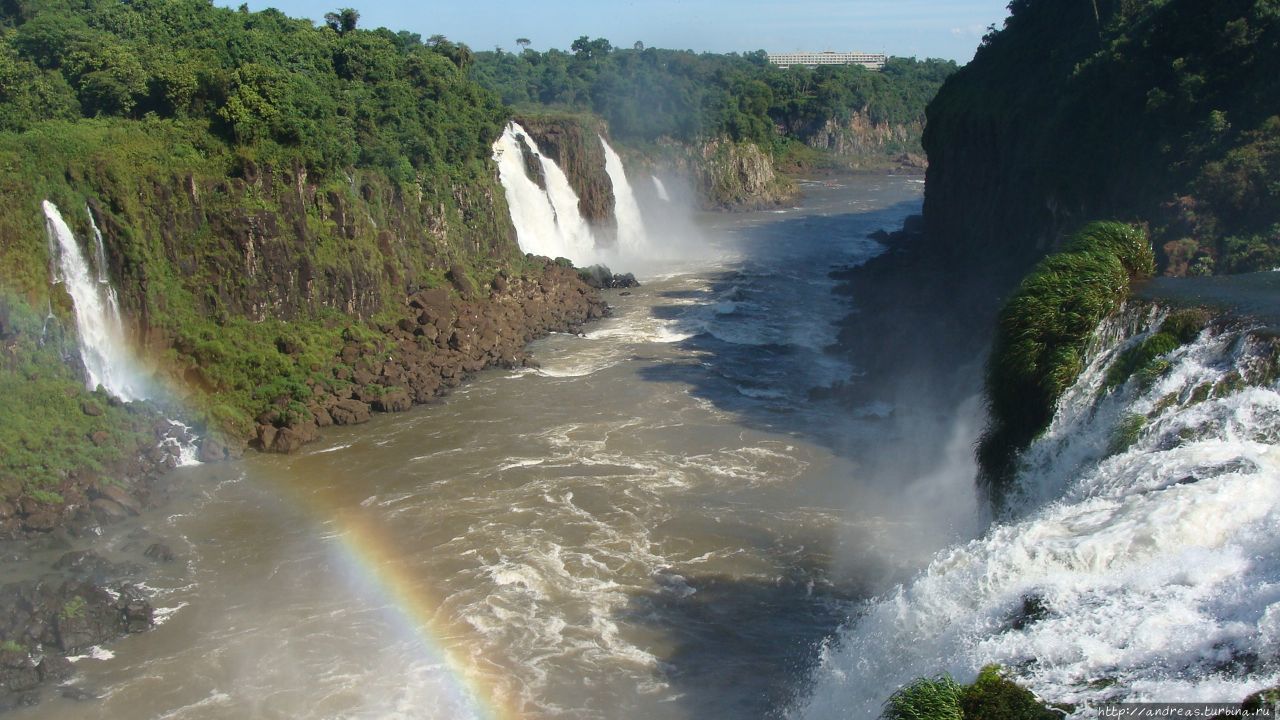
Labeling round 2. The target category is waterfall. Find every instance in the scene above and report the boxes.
[492,122,597,266]
[599,136,647,254]
[796,313,1280,716]
[88,205,111,284]
[43,200,150,402]
[652,175,671,202]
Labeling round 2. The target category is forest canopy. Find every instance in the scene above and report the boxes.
[0,0,507,180]
[470,40,955,148]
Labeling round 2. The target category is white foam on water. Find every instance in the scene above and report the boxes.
[797,321,1280,718]
[67,646,116,663]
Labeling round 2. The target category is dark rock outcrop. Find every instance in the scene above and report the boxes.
[577,265,640,290]
[0,553,154,706]
[257,260,609,454]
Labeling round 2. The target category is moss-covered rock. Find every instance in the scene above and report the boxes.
[979,221,1155,499]
[959,666,1061,720]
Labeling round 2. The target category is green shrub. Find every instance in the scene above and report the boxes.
[884,675,964,720]
[979,221,1154,499]
[1161,309,1211,344]
[61,595,86,620]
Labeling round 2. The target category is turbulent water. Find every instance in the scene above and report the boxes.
[799,309,1280,717]
[42,200,150,402]
[19,177,939,720]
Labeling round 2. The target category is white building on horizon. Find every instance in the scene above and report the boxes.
[767,51,887,71]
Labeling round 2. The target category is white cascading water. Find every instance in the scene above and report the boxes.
[797,312,1280,717]
[599,135,647,254]
[492,122,598,266]
[88,204,111,284]
[652,175,671,202]
[43,200,150,402]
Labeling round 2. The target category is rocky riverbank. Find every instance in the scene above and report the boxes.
[0,541,164,711]
[4,259,609,536]
[243,259,610,455]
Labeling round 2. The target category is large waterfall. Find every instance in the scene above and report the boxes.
[493,122,668,267]
[492,122,598,266]
[797,310,1280,716]
[43,200,150,402]
[599,135,647,254]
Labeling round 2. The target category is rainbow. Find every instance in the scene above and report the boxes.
[270,453,524,720]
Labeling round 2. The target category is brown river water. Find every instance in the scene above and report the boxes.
[19,176,981,720]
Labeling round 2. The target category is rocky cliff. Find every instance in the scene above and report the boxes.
[923,0,1280,278]
[0,120,608,527]
[516,115,617,237]
[803,113,925,169]
[693,138,797,210]
[514,112,796,213]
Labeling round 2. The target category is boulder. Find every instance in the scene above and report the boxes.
[96,485,142,516]
[52,551,114,583]
[22,511,59,533]
[115,585,153,633]
[409,287,452,317]
[255,424,278,451]
[0,649,39,693]
[311,404,333,427]
[270,422,319,454]
[36,654,73,683]
[143,543,176,563]
[329,399,371,426]
[90,499,129,521]
[198,436,227,463]
[371,389,412,413]
[447,264,475,298]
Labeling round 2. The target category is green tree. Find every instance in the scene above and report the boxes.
[323,8,358,35]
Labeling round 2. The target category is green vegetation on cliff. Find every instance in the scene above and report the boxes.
[924,0,1280,276]
[0,291,152,502]
[978,222,1154,495]
[0,0,541,502]
[472,42,954,161]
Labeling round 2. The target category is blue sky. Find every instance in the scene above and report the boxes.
[217,1,1011,63]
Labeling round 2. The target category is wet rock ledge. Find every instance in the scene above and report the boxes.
[0,544,163,711]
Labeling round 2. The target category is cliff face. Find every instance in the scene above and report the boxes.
[803,113,924,165]
[695,138,797,210]
[514,113,795,213]
[104,163,515,340]
[516,115,617,236]
[923,0,1280,278]
[0,120,610,521]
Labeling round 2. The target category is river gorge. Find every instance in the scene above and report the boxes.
[16,177,947,719]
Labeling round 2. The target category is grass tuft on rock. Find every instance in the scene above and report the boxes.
[978,221,1154,501]
[884,675,964,720]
